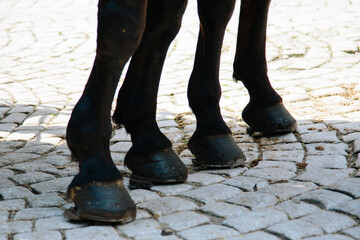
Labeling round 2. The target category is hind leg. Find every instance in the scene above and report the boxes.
[187,0,246,168]
[65,0,147,222]
[233,0,296,136]
[113,0,188,189]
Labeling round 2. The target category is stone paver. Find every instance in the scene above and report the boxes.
[1,0,360,239]
[267,219,324,240]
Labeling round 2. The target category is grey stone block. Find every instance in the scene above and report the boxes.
[295,169,352,186]
[138,196,197,216]
[296,189,352,210]
[14,231,62,240]
[267,219,323,240]
[181,184,242,203]
[227,192,278,210]
[275,200,320,219]
[325,177,360,198]
[117,219,162,238]
[66,226,125,240]
[331,199,360,219]
[223,176,269,192]
[258,181,318,201]
[199,200,249,218]
[223,208,288,234]
[179,224,238,240]
[301,211,357,233]
[158,211,210,231]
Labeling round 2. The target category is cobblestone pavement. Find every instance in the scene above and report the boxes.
[1,0,360,239]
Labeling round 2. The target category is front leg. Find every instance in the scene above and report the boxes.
[65,0,147,222]
[187,0,245,168]
[113,0,189,189]
[233,0,296,136]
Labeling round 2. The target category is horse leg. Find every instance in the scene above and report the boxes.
[65,0,147,222]
[187,0,246,168]
[113,0,188,189]
[233,0,296,135]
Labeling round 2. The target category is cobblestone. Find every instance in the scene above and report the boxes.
[178,224,239,240]
[138,197,197,216]
[157,211,210,231]
[304,235,354,240]
[180,184,242,203]
[223,208,288,234]
[226,232,280,240]
[301,211,357,234]
[1,0,360,238]
[65,226,125,240]
[342,226,360,240]
[258,181,318,201]
[296,189,353,210]
[267,219,324,240]
[198,200,250,218]
[275,200,320,219]
[226,192,278,210]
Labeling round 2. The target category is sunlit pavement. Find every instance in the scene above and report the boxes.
[0,0,360,239]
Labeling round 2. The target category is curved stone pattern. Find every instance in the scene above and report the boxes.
[0,0,360,239]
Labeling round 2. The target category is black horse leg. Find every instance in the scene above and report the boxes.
[187,0,246,168]
[65,0,147,222]
[233,0,296,135]
[113,0,188,189]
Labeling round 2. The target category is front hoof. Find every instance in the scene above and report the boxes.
[65,180,136,223]
[243,102,297,136]
[125,147,188,189]
[188,134,246,169]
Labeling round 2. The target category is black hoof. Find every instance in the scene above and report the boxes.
[188,134,246,169]
[125,147,188,189]
[243,102,297,136]
[64,179,136,223]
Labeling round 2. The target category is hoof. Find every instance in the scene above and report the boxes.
[64,179,136,223]
[188,134,246,169]
[125,147,188,189]
[243,102,297,136]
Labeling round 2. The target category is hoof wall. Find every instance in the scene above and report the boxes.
[125,147,188,189]
[65,180,136,223]
[243,102,297,136]
[188,134,246,169]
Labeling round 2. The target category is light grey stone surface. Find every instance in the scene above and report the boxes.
[267,219,324,240]
[325,178,360,198]
[1,0,360,238]
[117,219,162,238]
[223,176,269,192]
[138,197,197,216]
[274,200,320,219]
[304,235,354,240]
[65,226,126,240]
[180,184,242,203]
[199,200,250,218]
[14,207,63,220]
[331,199,360,219]
[223,208,288,233]
[295,169,353,186]
[225,232,280,240]
[157,211,210,231]
[226,192,278,210]
[342,226,360,240]
[14,231,63,240]
[179,225,239,240]
[258,181,318,201]
[301,211,357,234]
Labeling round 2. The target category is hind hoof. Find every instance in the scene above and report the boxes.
[125,147,188,189]
[243,102,297,136]
[188,134,246,169]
